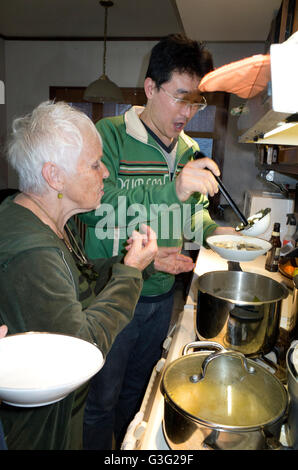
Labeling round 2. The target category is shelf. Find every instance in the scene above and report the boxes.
[259,163,298,175]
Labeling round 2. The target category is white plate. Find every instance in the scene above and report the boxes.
[207,235,272,262]
[0,332,104,407]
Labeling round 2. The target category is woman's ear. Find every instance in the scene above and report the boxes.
[144,77,156,100]
[41,162,64,193]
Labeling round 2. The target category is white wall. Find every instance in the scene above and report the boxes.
[4,39,269,202]
[5,40,154,125]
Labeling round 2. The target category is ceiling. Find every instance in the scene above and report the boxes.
[0,0,282,42]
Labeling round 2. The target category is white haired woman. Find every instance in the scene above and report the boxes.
[0,101,157,450]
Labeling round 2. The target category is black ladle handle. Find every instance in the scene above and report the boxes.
[193,151,248,226]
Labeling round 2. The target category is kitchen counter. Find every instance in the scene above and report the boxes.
[121,247,293,450]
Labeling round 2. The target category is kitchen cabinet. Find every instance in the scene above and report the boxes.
[257,145,298,175]
[260,162,298,176]
[278,0,298,42]
[266,0,298,51]
[261,1,298,177]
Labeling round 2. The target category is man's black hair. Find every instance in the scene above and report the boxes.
[145,34,214,88]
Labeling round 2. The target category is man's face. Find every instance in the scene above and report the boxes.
[144,71,203,146]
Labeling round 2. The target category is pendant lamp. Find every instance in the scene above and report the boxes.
[84,0,123,103]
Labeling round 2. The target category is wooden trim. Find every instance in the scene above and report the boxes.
[0,33,264,44]
[1,35,164,41]
[279,0,290,42]
[293,0,298,32]
[119,88,146,105]
[259,163,298,175]
[49,86,146,122]
[50,86,146,105]
[50,87,85,101]
[278,0,298,41]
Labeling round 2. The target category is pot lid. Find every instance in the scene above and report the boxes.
[163,350,287,429]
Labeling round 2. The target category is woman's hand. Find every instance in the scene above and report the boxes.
[0,325,7,407]
[124,224,158,271]
[154,246,195,275]
[0,325,8,339]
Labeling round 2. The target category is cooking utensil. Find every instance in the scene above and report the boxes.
[162,341,288,450]
[235,209,271,236]
[0,332,104,407]
[193,151,248,226]
[196,270,288,356]
[286,342,298,449]
[206,234,272,262]
[194,152,273,236]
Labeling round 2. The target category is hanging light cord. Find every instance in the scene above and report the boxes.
[102,5,108,75]
[100,0,113,77]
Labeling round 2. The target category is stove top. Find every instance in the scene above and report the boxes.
[121,248,293,450]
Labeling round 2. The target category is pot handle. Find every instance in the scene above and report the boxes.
[190,349,256,383]
[182,341,225,356]
[261,428,289,450]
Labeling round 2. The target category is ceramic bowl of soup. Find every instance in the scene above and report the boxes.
[207,234,272,262]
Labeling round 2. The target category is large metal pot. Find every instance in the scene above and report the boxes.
[162,342,288,450]
[196,271,288,356]
[286,342,298,449]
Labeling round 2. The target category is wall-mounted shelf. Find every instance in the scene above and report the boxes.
[258,163,298,176]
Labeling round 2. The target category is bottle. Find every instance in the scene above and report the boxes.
[265,223,281,272]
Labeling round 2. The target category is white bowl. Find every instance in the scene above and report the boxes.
[0,332,104,407]
[236,210,271,237]
[207,234,272,262]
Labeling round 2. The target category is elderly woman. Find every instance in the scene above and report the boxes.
[0,101,157,450]
[0,326,7,450]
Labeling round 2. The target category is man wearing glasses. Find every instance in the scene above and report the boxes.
[82,34,235,450]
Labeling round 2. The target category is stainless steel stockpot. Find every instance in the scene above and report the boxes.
[196,271,288,356]
[162,342,288,450]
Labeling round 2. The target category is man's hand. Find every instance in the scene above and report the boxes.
[211,226,238,236]
[154,246,195,275]
[175,157,220,202]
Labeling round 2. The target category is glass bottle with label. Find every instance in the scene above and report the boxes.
[265,223,281,272]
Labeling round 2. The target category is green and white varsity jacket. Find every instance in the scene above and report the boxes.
[80,106,218,296]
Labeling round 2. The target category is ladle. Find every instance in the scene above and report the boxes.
[193,151,249,226]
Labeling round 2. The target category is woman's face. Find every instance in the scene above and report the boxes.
[65,127,109,212]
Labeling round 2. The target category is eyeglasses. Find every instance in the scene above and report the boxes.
[159,86,207,111]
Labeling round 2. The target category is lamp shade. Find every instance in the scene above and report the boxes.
[83,74,123,103]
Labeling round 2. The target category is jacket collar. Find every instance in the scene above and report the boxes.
[124,106,196,150]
